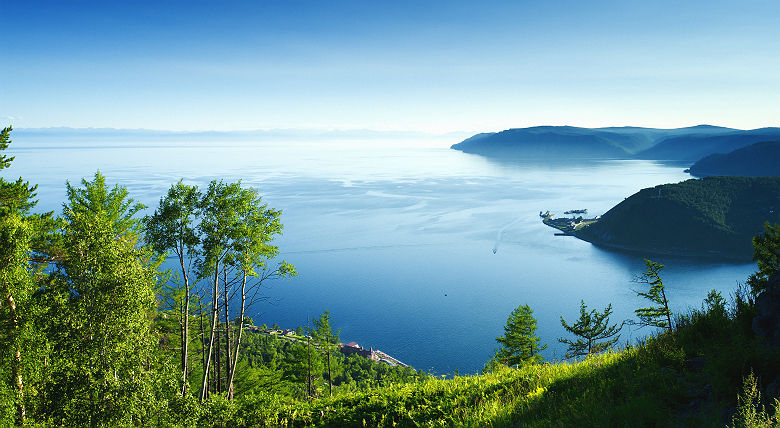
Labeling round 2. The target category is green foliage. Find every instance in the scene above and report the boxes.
[198,179,290,279]
[495,304,546,367]
[312,310,340,346]
[231,330,424,400]
[703,289,727,317]
[0,207,35,424]
[747,221,780,295]
[45,171,163,426]
[731,372,780,428]
[145,180,201,396]
[559,300,623,358]
[0,126,14,170]
[145,180,201,258]
[312,310,340,396]
[0,126,57,426]
[634,259,673,332]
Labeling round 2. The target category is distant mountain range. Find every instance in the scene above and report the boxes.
[12,127,456,143]
[574,176,780,260]
[451,125,780,162]
[687,140,780,177]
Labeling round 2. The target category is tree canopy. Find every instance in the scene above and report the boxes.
[747,221,780,295]
[494,304,546,367]
[559,300,623,359]
[634,259,673,332]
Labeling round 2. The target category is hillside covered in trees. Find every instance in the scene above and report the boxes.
[575,176,780,260]
[687,140,780,177]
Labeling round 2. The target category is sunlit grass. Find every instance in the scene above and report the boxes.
[166,294,779,427]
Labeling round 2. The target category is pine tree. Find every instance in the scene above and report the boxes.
[494,304,546,367]
[634,259,673,332]
[559,300,623,359]
[747,221,780,296]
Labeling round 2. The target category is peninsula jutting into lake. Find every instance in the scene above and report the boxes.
[541,176,780,261]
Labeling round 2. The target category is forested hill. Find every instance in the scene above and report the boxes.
[574,176,780,260]
[451,127,636,158]
[450,125,737,159]
[687,140,780,177]
[636,128,780,161]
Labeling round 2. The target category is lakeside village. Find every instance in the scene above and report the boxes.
[540,208,600,235]
[243,324,409,368]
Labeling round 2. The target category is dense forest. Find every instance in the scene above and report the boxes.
[688,140,780,177]
[2,126,780,426]
[575,176,780,260]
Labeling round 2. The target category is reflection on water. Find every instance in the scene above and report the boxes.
[12,137,755,374]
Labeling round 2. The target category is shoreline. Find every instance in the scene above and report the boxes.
[540,210,752,262]
[573,232,752,263]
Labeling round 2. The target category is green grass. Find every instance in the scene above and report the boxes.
[170,293,779,427]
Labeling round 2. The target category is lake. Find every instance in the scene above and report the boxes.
[12,134,756,375]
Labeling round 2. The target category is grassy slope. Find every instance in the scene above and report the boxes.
[575,177,780,260]
[203,293,778,427]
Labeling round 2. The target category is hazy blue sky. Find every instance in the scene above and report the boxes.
[3,0,779,133]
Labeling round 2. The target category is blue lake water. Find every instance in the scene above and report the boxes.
[12,135,755,374]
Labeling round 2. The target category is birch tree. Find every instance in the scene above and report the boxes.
[197,180,295,401]
[145,180,201,396]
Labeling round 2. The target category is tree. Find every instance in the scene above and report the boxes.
[747,221,780,296]
[312,310,340,396]
[196,180,295,401]
[634,259,673,332]
[197,180,243,401]
[145,180,201,397]
[0,126,57,425]
[559,300,623,359]
[49,171,163,425]
[284,339,323,398]
[494,304,546,367]
[222,183,296,400]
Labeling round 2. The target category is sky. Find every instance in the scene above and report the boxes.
[3,0,780,133]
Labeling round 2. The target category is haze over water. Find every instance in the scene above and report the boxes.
[15,135,755,374]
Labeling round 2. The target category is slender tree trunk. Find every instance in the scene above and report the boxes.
[307,319,312,399]
[222,267,233,399]
[215,318,222,394]
[179,244,190,397]
[5,292,25,424]
[661,287,673,332]
[228,271,247,400]
[200,266,220,402]
[199,297,206,394]
[326,347,332,397]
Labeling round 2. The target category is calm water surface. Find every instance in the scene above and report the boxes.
[14,136,755,374]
